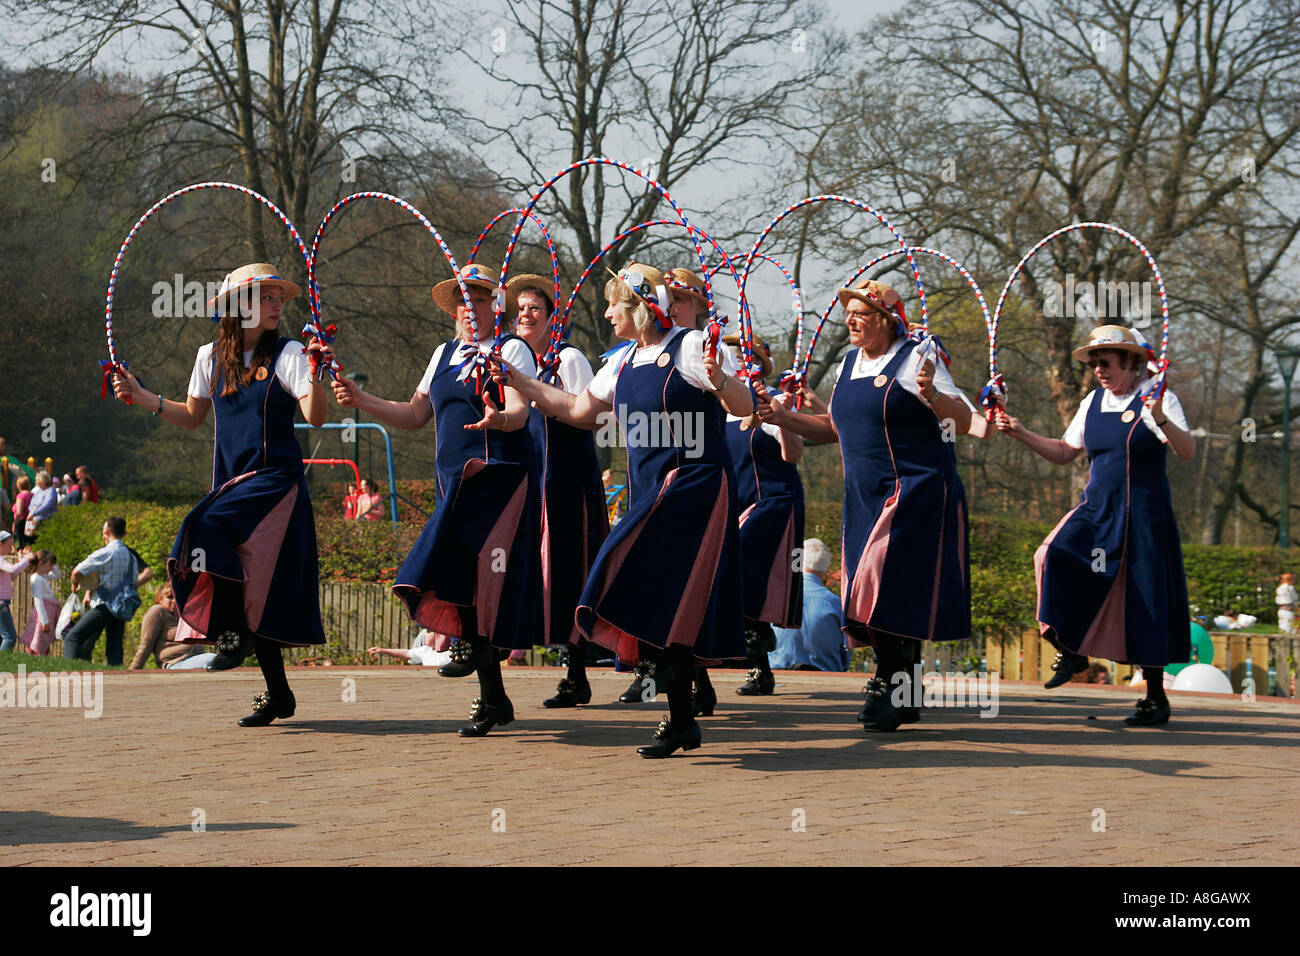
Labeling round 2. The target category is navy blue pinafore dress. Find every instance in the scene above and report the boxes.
[725,416,804,627]
[829,340,970,646]
[530,344,609,646]
[1035,389,1190,665]
[575,330,745,665]
[168,337,325,647]
[392,338,541,649]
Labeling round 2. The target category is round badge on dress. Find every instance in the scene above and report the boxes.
[1121,409,1136,423]
[254,366,269,381]
[656,353,671,368]
[873,374,887,387]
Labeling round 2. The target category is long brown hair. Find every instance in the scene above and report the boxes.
[213,315,278,397]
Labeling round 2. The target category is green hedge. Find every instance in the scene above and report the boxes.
[32,495,1296,650]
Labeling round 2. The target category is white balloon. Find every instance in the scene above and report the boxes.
[1171,663,1233,694]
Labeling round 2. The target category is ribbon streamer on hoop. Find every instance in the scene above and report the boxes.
[803,246,1000,416]
[495,157,753,380]
[102,182,315,401]
[993,221,1171,403]
[736,195,924,400]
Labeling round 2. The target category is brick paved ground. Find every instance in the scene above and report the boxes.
[3,668,1297,865]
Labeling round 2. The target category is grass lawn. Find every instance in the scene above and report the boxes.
[0,650,127,672]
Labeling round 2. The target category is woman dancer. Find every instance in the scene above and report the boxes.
[489,263,752,756]
[507,274,609,708]
[113,263,331,725]
[333,263,540,737]
[724,336,804,697]
[760,279,980,731]
[995,325,1194,726]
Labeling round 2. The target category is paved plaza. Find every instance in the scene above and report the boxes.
[3,668,1297,866]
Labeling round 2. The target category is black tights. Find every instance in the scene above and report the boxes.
[256,638,290,698]
[642,644,694,727]
[459,606,507,705]
[213,578,291,700]
[1142,667,1167,704]
[565,644,589,687]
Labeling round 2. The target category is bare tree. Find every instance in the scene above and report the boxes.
[461,0,839,354]
[799,0,1300,428]
[1,0,451,269]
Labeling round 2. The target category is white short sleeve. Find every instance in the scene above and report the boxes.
[187,341,312,399]
[1061,393,1093,449]
[588,343,635,405]
[500,338,538,380]
[274,343,314,399]
[555,347,595,396]
[672,329,716,392]
[188,343,216,399]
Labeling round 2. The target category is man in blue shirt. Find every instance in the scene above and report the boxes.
[771,538,848,672]
[64,516,153,665]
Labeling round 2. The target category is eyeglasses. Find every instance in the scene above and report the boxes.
[517,305,548,314]
[845,308,884,322]
[1087,357,1114,370]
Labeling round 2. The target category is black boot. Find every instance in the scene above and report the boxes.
[636,714,702,758]
[1044,650,1089,689]
[237,689,296,727]
[736,665,775,696]
[543,677,592,708]
[618,661,658,702]
[438,638,481,678]
[459,696,515,736]
[206,628,255,671]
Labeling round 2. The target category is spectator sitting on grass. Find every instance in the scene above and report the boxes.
[130,583,213,670]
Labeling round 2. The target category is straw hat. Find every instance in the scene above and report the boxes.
[206,263,300,315]
[431,263,515,317]
[1070,324,1151,362]
[837,278,906,324]
[505,274,557,313]
[663,267,709,308]
[723,334,773,380]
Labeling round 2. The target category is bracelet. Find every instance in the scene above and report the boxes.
[706,375,725,393]
[152,393,163,416]
[1154,417,1168,427]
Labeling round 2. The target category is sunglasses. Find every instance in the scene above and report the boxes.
[1087,357,1115,370]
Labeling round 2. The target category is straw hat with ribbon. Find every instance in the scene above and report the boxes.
[431,263,515,317]
[723,334,773,380]
[1070,324,1154,363]
[206,263,300,318]
[662,267,710,309]
[837,278,907,334]
[505,273,557,313]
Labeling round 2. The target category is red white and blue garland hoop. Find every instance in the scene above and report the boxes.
[311,191,474,380]
[994,221,1171,403]
[736,195,925,398]
[101,181,319,400]
[803,246,1001,415]
[495,157,754,382]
